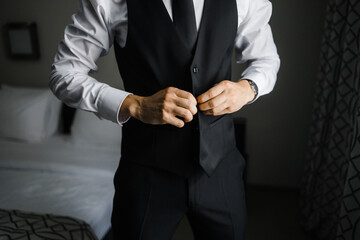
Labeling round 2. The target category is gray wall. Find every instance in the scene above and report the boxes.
[0,0,328,187]
[0,0,123,89]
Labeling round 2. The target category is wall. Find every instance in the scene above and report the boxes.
[0,0,328,187]
[0,0,123,89]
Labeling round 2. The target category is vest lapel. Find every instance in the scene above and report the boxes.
[156,0,208,55]
[191,0,239,78]
[191,0,210,60]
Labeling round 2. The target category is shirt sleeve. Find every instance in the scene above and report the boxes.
[49,0,131,125]
[235,0,280,102]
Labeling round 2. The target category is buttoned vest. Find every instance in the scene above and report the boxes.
[114,0,238,177]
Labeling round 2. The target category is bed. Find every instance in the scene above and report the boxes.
[0,85,122,240]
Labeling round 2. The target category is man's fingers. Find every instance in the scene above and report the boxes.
[174,98,197,115]
[163,88,196,126]
[203,105,229,116]
[174,88,197,107]
[172,106,194,123]
[197,84,224,103]
[168,117,185,128]
[198,93,227,111]
[162,112,185,128]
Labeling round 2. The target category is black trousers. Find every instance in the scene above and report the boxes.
[111,148,247,240]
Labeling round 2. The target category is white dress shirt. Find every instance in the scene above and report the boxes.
[49,0,280,125]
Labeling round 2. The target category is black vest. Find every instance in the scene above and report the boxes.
[114,0,238,177]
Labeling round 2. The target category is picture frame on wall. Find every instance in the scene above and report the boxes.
[3,22,40,60]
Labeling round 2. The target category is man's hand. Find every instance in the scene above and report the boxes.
[197,80,256,116]
[120,87,197,128]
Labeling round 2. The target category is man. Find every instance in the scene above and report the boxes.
[50,0,280,239]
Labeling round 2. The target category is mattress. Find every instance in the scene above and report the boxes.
[0,134,121,239]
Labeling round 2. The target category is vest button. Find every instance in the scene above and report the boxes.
[193,67,199,73]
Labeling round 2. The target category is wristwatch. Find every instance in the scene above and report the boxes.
[246,79,258,103]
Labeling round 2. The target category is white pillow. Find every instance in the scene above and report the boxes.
[70,109,122,148]
[0,85,62,142]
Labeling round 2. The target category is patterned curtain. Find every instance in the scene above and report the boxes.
[300,0,360,239]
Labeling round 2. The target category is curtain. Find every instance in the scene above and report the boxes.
[300,0,360,239]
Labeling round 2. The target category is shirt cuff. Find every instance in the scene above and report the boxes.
[97,86,132,126]
[117,93,133,125]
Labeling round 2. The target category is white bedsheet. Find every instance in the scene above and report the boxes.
[0,134,121,239]
[0,134,121,177]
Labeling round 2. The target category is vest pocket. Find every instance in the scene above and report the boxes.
[209,114,228,128]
